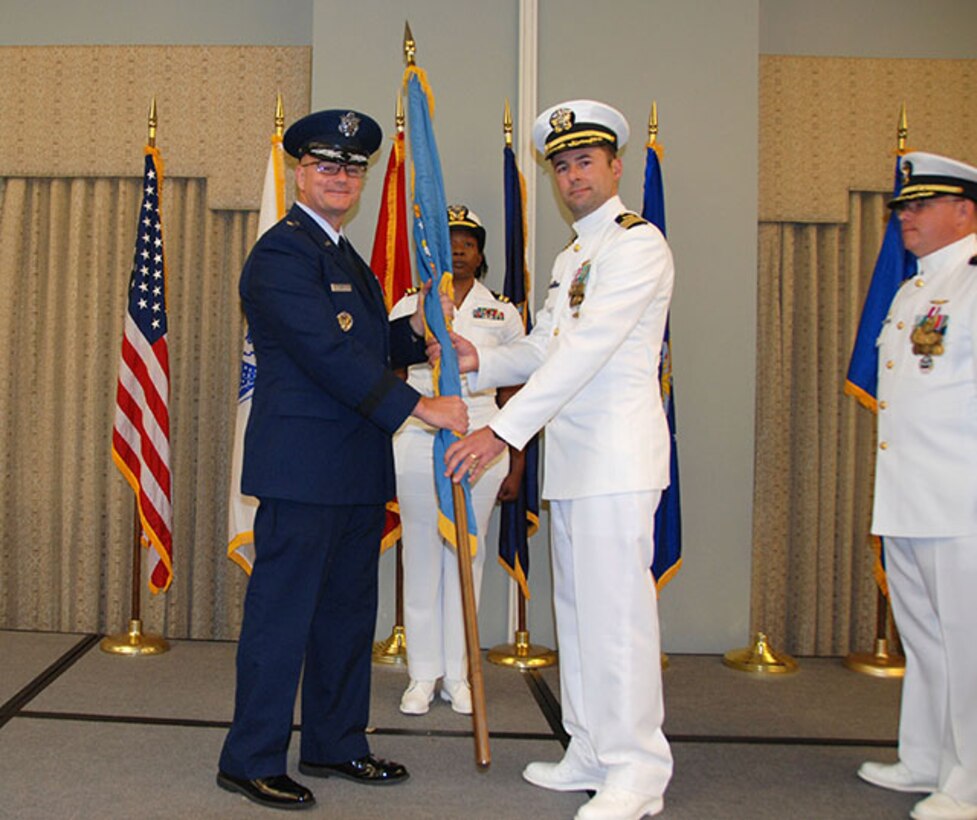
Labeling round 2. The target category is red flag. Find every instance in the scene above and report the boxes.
[111,146,173,592]
[370,129,414,311]
[370,126,414,551]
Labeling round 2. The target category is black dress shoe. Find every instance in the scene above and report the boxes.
[299,753,409,785]
[216,770,316,810]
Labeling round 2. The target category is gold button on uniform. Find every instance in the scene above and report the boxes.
[886,360,894,369]
[554,328,560,336]
[573,243,581,252]
[897,321,905,330]
[915,279,925,288]
[879,400,888,410]
[879,441,888,450]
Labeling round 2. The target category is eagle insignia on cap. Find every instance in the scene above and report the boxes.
[338,112,361,138]
[447,205,470,222]
[550,107,575,134]
[902,159,913,185]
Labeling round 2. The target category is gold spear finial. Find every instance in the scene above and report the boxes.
[148,97,158,148]
[504,98,513,148]
[396,91,405,133]
[404,21,416,66]
[897,101,908,153]
[274,91,285,137]
[647,101,659,149]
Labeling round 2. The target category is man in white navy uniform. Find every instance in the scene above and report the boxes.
[440,100,674,820]
[858,152,977,820]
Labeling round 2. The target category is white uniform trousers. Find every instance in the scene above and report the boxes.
[884,535,977,803]
[395,425,509,682]
[550,491,673,797]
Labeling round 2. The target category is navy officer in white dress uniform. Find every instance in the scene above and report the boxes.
[391,206,525,717]
[858,152,977,820]
[217,109,467,811]
[440,100,675,820]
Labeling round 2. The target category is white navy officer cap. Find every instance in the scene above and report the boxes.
[283,109,382,167]
[447,204,486,250]
[533,99,630,161]
[889,151,977,208]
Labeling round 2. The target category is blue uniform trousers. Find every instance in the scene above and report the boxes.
[219,498,383,778]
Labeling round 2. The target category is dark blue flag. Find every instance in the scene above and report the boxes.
[642,144,682,589]
[498,144,539,599]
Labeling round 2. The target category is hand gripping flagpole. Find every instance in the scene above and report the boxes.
[843,104,910,679]
[403,22,490,768]
[102,98,170,656]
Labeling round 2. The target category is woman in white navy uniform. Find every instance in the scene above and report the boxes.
[389,206,525,716]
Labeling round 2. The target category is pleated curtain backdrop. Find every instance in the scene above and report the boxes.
[752,192,892,656]
[0,175,257,639]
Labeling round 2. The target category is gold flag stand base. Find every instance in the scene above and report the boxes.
[100,619,169,656]
[723,631,797,674]
[488,630,557,670]
[372,625,408,666]
[843,638,905,678]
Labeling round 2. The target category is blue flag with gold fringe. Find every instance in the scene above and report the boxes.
[844,155,916,595]
[403,66,477,554]
[642,142,682,589]
[844,157,916,412]
[498,143,539,599]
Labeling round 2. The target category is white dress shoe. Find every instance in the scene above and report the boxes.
[439,678,472,715]
[911,792,977,820]
[858,761,938,793]
[399,679,436,715]
[522,759,603,792]
[574,786,663,820]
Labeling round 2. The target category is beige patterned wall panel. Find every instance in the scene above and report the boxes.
[761,56,977,223]
[0,46,310,210]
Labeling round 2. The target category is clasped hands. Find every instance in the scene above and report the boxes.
[423,313,506,485]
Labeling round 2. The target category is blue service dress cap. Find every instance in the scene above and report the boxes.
[283,109,382,166]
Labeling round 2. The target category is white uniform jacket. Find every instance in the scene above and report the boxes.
[390,279,524,429]
[472,195,674,500]
[873,232,977,537]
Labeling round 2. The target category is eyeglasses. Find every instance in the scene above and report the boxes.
[895,196,964,215]
[299,161,366,179]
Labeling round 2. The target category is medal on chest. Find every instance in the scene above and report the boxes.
[568,260,591,317]
[911,302,949,373]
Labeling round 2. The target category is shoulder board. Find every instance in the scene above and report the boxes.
[490,291,511,303]
[615,212,648,230]
[404,286,421,296]
[970,254,977,266]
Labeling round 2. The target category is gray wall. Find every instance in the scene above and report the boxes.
[5,0,977,654]
[314,0,759,653]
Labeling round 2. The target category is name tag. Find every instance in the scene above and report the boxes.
[331,283,353,293]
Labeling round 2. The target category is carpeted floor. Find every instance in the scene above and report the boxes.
[0,629,916,819]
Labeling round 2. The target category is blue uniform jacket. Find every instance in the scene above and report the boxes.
[240,204,424,505]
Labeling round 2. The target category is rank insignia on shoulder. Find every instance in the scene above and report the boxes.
[473,306,505,321]
[337,311,354,332]
[561,234,578,252]
[285,219,300,227]
[616,212,648,230]
[490,291,511,303]
[404,286,421,296]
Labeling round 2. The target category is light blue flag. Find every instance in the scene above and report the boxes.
[404,67,477,553]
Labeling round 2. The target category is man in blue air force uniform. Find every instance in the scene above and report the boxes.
[858,152,977,820]
[217,109,467,811]
[441,100,675,820]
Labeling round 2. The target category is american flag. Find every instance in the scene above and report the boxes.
[110,147,173,593]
